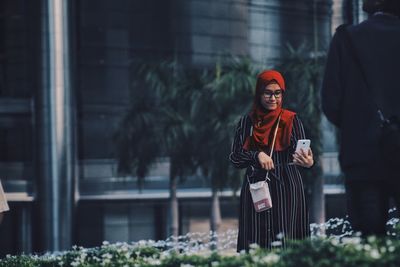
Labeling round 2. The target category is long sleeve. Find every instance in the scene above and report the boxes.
[291,115,306,146]
[321,30,345,128]
[229,116,260,169]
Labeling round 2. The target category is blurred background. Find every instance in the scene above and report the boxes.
[0,0,367,256]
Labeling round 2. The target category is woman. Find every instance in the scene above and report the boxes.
[229,70,314,252]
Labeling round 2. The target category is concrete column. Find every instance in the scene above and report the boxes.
[18,204,32,254]
[35,0,76,251]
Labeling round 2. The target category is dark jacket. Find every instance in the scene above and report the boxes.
[321,14,400,178]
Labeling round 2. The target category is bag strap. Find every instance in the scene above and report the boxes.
[268,112,282,158]
[247,112,282,184]
[264,112,282,181]
[338,25,387,123]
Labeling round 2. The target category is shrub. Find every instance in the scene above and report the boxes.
[2,235,400,267]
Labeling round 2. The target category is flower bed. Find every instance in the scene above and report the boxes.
[2,235,400,267]
[1,215,399,267]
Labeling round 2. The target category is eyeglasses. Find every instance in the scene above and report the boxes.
[262,90,283,99]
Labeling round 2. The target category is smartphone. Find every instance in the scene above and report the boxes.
[295,139,311,153]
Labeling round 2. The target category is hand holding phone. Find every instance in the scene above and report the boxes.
[293,139,313,168]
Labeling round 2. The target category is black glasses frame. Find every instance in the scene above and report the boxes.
[262,90,283,99]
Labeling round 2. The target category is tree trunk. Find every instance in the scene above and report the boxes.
[210,185,222,250]
[310,174,325,226]
[210,187,222,232]
[169,174,179,238]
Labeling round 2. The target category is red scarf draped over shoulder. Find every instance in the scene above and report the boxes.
[243,70,296,152]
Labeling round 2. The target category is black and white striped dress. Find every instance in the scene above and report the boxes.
[229,114,310,252]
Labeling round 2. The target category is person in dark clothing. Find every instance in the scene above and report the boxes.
[230,70,314,252]
[321,0,400,237]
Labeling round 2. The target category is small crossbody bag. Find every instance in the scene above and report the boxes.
[248,113,281,212]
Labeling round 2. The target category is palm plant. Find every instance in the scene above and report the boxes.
[114,70,162,190]
[191,57,256,244]
[115,60,197,238]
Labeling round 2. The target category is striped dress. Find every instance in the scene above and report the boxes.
[229,114,310,252]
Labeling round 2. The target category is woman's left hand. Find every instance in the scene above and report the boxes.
[293,148,314,168]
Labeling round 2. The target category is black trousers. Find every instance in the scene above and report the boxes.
[345,177,400,236]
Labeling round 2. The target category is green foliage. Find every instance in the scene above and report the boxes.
[3,236,400,267]
[193,56,256,191]
[113,63,164,188]
[114,60,199,186]
[0,254,43,267]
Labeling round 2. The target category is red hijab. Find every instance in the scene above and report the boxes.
[243,70,296,152]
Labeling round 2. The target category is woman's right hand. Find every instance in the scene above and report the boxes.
[257,152,274,170]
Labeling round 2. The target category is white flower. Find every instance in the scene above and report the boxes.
[276,232,284,240]
[341,237,361,245]
[261,253,280,264]
[102,241,110,246]
[101,258,111,266]
[180,264,195,267]
[354,231,362,237]
[249,243,260,249]
[138,240,147,246]
[370,249,381,259]
[355,244,363,251]
[145,258,162,265]
[271,241,282,247]
[102,253,113,259]
[330,238,339,246]
[363,244,372,251]
[252,256,261,263]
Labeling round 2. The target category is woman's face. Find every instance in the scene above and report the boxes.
[259,82,283,111]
